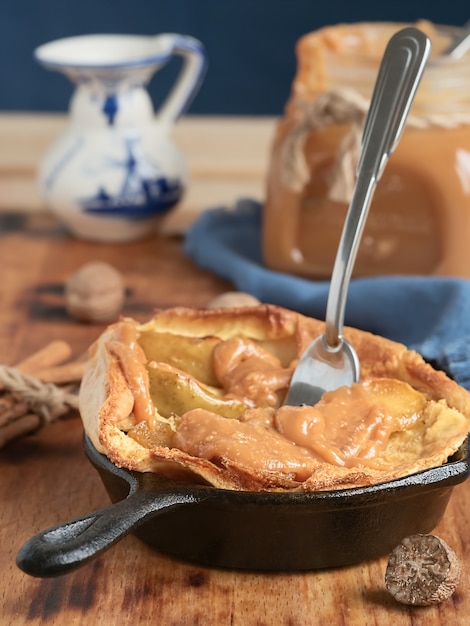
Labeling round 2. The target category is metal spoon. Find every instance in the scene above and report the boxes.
[284,27,431,407]
[441,19,470,59]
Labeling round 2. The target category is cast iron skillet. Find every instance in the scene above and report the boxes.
[17,434,469,577]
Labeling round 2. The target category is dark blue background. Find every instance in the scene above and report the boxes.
[0,1,467,115]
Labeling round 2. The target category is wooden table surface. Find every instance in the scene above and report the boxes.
[1,115,469,626]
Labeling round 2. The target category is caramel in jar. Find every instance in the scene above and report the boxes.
[263,22,470,278]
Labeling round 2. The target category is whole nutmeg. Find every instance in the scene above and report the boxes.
[207,291,261,308]
[65,261,125,323]
[385,534,461,606]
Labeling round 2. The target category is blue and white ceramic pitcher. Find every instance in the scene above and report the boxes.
[34,33,207,241]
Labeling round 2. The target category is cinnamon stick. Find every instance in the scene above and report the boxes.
[15,340,73,374]
[35,361,86,385]
[0,340,85,449]
[0,341,78,416]
[0,393,16,414]
[0,413,41,448]
[0,400,28,429]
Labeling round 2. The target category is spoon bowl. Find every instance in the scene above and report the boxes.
[284,334,359,407]
[285,27,431,407]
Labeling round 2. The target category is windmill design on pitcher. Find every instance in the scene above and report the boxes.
[80,137,183,220]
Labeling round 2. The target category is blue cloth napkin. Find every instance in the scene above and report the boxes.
[184,199,470,391]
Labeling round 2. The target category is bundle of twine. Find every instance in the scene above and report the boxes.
[0,342,84,449]
[0,365,78,424]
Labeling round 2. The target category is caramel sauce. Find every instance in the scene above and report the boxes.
[275,380,426,468]
[91,311,470,489]
[265,123,470,277]
[213,337,292,406]
[173,407,319,481]
[263,22,470,278]
[109,322,155,423]
[123,327,442,474]
[173,369,428,472]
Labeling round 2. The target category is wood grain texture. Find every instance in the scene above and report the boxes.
[0,120,469,625]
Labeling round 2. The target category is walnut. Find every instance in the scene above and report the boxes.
[207,291,260,308]
[385,534,461,606]
[65,262,125,323]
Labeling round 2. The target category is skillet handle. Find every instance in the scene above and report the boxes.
[16,489,203,577]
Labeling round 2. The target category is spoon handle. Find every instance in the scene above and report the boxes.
[441,19,470,59]
[325,27,431,348]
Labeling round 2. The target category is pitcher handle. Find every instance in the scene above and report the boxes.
[156,33,207,124]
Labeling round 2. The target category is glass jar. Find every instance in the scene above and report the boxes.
[263,21,470,278]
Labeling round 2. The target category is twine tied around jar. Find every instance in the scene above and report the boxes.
[281,88,470,204]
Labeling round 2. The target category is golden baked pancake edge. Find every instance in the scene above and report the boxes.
[78,304,470,492]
